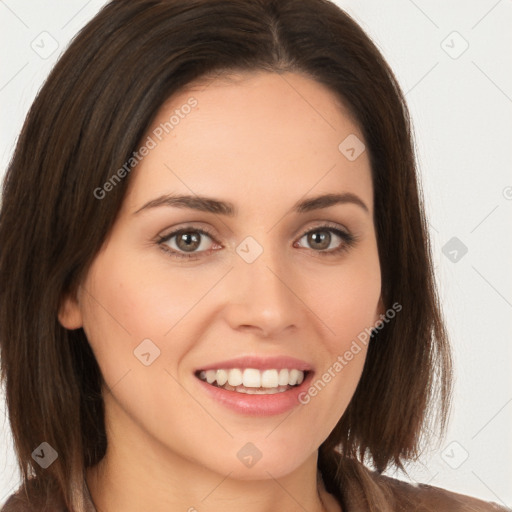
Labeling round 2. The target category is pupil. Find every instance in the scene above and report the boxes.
[309,231,330,250]
[179,232,200,251]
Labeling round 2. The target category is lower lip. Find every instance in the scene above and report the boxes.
[195,372,314,416]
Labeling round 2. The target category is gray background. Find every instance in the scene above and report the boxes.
[1,0,511,507]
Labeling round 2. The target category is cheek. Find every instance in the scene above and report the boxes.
[81,246,211,342]
[78,242,234,398]
[79,250,182,383]
[304,245,381,347]
[78,249,206,431]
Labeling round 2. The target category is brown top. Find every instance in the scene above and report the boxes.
[2,461,510,512]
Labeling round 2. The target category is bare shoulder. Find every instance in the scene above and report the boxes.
[376,471,511,512]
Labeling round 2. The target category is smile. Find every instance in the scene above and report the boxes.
[194,356,314,416]
[196,368,306,394]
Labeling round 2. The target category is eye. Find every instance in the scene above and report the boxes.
[294,225,357,256]
[157,227,219,260]
[157,223,357,261]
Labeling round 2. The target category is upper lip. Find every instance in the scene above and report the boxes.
[196,355,314,372]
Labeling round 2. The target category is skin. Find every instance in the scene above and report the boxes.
[59,70,384,512]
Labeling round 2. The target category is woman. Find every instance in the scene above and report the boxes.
[0,1,509,511]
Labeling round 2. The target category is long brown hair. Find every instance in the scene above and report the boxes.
[0,0,452,510]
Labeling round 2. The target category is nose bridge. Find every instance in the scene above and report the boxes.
[226,233,299,336]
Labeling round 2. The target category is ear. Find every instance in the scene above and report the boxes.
[58,289,83,330]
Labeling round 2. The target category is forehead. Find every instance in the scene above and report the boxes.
[123,71,373,216]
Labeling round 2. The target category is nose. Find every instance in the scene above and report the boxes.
[222,244,300,339]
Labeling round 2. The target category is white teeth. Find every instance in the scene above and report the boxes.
[227,368,243,387]
[289,369,300,385]
[242,368,261,388]
[261,369,279,388]
[198,368,306,389]
[278,369,289,386]
[216,369,228,386]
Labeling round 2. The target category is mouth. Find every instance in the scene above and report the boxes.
[195,368,310,394]
[193,356,314,416]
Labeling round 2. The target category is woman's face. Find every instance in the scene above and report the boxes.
[60,71,383,480]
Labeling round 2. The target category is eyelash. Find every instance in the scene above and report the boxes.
[156,223,358,260]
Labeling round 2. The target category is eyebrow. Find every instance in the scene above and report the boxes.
[133,192,369,216]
